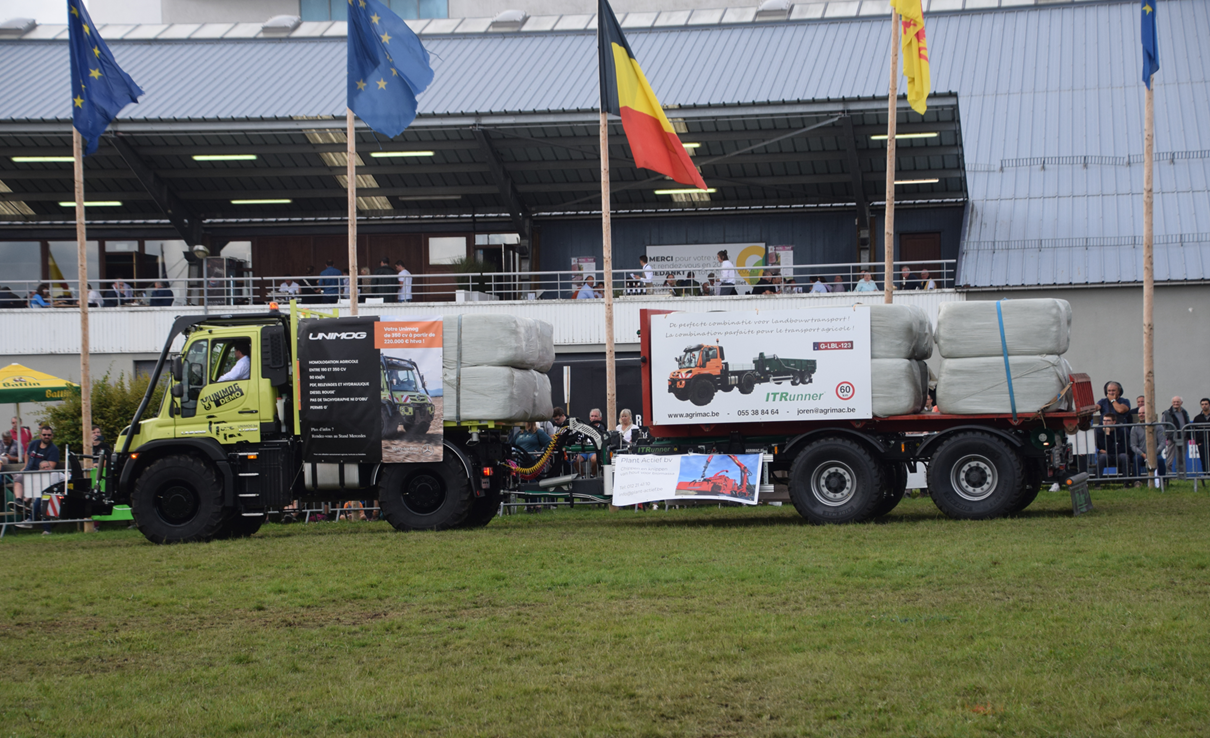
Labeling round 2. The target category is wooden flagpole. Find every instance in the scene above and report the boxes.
[883,10,900,305]
[73,128,93,468]
[347,109,360,315]
[601,111,617,430]
[1142,80,1157,473]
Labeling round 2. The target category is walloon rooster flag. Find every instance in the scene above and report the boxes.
[598,0,707,191]
[889,0,931,115]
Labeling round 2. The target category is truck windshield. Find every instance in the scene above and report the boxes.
[677,351,699,369]
[386,367,421,392]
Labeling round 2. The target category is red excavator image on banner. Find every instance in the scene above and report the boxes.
[674,454,759,502]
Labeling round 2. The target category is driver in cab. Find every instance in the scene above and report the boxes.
[217,340,251,382]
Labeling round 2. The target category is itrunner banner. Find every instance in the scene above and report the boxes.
[612,453,762,506]
[651,307,873,425]
[298,315,443,464]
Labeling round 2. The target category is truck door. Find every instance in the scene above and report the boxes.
[176,335,262,444]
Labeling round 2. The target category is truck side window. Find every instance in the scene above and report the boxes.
[211,337,253,383]
[180,339,208,418]
[704,347,717,362]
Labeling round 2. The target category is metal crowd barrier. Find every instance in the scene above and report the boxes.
[1066,420,1208,490]
[0,464,94,537]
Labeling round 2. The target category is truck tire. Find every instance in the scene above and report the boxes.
[872,461,908,518]
[458,489,502,529]
[1009,458,1046,514]
[927,432,1024,520]
[131,454,226,544]
[378,449,473,531]
[214,512,265,539]
[381,404,404,440]
[673,387,689,401]
[738,373,756,395]
[688,376,716,406]
[788,439,884,524]
[406,416,433,438]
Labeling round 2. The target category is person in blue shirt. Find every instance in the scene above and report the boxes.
[512,422,552,456]
[576,276,598,299]
[318,260,342,304]
[14,425,61,533]
[29,285,52,307]
[854,271,880,292]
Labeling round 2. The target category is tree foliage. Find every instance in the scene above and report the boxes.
[38,372,165,455]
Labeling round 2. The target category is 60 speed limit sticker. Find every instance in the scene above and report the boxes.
[835,381,855,401]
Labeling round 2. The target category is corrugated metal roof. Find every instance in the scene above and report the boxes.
[1,0,1207,285]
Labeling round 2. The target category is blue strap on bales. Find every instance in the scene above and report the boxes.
[996,300,1018,422]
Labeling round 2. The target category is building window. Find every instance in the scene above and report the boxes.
[300,0,447,22]
[428,236,466,265]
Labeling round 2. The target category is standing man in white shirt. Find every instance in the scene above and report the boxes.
[716,250,738,295]
[394,260,413,303]
[629,255,654,294]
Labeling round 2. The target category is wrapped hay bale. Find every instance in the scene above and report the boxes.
[870,304,934,360]
[935,355,1073,415]
[935,299,1071,358]
[442,315,555,372]
[872,358,926,417]
[443,366,549,422]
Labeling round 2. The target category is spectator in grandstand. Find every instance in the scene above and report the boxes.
[782,276,802,294]
[752,272,778,295]
[278,277,300,299]
[318,259,342,303]
[2,431,18,464]
[830,275,847,293]
[28,284,52,308]
[576,275,598,299]
[1163,396,1191,478]
[679,272,703,296]
[616,408,636,444]
[701,273,718,296]
[1130,396,1165,480]
[810,277,829,294]
[112,279,136,305]
[13,424,60,534]
[85,283,103,307]
[659,272,680,295]
[716,251,739,295]
[394,260,413,302]
[1095,415,1130,482]
[629,255,654,293]
[371,258,396,301]
[1097,382,1132,424]
[896,265,916,291]
[854,271,880,292]
[149,281,174,306]
[917,268,938,290]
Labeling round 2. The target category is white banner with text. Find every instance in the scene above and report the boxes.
[612,453,763,506]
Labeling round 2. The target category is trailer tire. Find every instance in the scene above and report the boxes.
[458,489,502,529]
[132,454,226,544]
[788,439,884,524]
[688,376,716,406]
[378,450,473,531]
[738,373,756,395]
[1009,458,1045,514]
[872,462,908,518]
[214,512,265,539]
[927,432,1024,520]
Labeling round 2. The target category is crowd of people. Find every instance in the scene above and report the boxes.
[277,258,414,304]
[0,280,176,308]
[1093,381,1210,484]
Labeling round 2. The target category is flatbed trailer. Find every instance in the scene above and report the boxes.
[638,309,1097,523]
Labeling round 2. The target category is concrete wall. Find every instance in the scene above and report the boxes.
[967,285,1210,411]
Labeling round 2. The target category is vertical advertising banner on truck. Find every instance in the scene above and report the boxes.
[652,307,872,425]
[298,316,442,464]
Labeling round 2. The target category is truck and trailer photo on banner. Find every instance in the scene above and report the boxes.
[297,315,443,466]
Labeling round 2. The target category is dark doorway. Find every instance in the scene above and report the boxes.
[899,232,944,286]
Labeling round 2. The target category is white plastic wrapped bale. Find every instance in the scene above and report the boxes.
[442,315,555,372]
[443,366,552,422]
[869,304,934,360]
[872,359,926,417]
[934,299,1071,358]
[935,355,1074,415]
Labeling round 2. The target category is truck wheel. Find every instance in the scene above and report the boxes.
[738,373,756,395]
[406,416,433,438]
[381,404,399,439]
[132,454,226,544]
[378,448,473,531]
[214,512,265,539]
[688,376,716,406]
[1009,458,1046,514]
[458,489,502,529]
[788,439,883,524]
[673,388,689,401]
[871,462,908,518]
[927,432,1024,520]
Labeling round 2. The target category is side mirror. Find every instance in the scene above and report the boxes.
[171,384,184,398]
[171,356,183,382]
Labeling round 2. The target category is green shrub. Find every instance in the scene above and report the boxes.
[449,256,497,293]
[38,372,165,454]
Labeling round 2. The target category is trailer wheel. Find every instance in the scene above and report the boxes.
[871,462,908,518]
[738,373,756,395]
[214,512,265,539]
[132,454,226,544]
[1009,458,1046,514]
[927,432,1024,520]
[378,449,473,531]
[788,439,884,524]
[688,376,716,406]
[458,489,502,529]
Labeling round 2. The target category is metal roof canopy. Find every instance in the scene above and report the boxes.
[0,96,965,241]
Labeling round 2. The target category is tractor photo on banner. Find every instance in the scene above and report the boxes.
[612,453,762,506]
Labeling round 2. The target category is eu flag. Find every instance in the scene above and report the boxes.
[67,0,144,156]
[348,0,434,138]
[1141,0,1159,88]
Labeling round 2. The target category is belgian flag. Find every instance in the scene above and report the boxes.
[598,0,708,191]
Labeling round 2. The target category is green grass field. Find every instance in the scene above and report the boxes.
[3,484,1209,737]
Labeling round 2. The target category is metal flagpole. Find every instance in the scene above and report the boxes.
[347,109,360,315]
[73,128,93,468]
[1142,79,1157,475]
[883,10,900,305]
